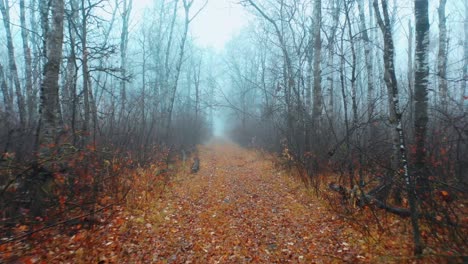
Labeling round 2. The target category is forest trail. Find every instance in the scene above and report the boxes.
[4,140,417,263]
[118,140,366,263]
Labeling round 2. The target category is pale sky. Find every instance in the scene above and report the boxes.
[133,0,251,51]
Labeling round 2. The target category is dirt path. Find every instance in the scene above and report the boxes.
[126,142,364,263]
[5,141,391,263]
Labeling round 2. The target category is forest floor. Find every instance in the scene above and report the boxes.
[2,140,461,263]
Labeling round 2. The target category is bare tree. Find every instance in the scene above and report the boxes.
[244,0,296,145]
[437,0,448,111]
[413,0,430,198]
[312,0,323,137]
[119,0,133,125]
[165,0,208,140]
[0,0,26,127]
[326,0,340,123]
[19,0,34,127]
[407,20,414,132]
[37,0,65,152]
[373,0,422,255]
[0,63,13,118]
[464,0,468,110]
[344,1,357,128]
[357,0,375,130]
[80,0,91,143]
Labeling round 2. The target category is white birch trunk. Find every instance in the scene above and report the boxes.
[374,0,422,255]
[38,0,65,150]
[19,0,34,127]
[437,0,448,111]
[0,0,26,127]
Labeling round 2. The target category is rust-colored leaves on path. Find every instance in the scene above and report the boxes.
[4,142,398,263]
[119,142,365,263]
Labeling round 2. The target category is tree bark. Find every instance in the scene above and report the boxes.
[437,0,448,111]
[326,0,340,125]
[374,0,422,255]
[119,0,132,126]
[345,0,361,187]
[464,0,468,110]
[0,0,27,127]
[246,0,295,145]
[357,0,375,133]
[414,0,430,198]
[19,0,34,127]
[165,0,191,141]
[80,0,90,144]
[0,63,13,118]
[162,0,179,139]
[305,26,313,156]
[407,20,414,136]
[37,0,65,152]
[312,0,322,135]
[29,0,41,119]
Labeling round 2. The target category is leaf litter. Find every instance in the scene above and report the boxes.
[2,142,447,263]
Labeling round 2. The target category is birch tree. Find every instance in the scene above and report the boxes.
[80,0,91,142]
[414,0,430,198]
[0,63,13,122]
[312,0,322,134]
[373,0,422,255]
[463,0,468,109]
[119,0,133,125]
[326,0,341,123]
[37,0,65,152]
[357,0,375,129]
[0,0,26,127]
[407,20,414,130]
[437,0,448,111]
[19,0,34,127]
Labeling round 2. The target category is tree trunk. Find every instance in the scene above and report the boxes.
[326,0,340,125]
[66,0,80,145]
[312,0,322,135]
[165,0,191,141]
[194,59,201,142]
[0,63,13,118]
[407,20,414,136]
[19,0,34,128]
[357,0,375,134]
[414,0,430,198]
[345,2,357,128]
[37,0,65,153]
[305,29,313,156]
[437,0,448,111]
[246,0,296,146]
[339,28,352,189]
[140,29,147,157]
[345,0,361,187]
[374,0,422,255]
[162,0,179,137]
[0,0,26,128]
[464,0,468,110]
[81,0,90,144]
[119,0,132,126]
[30,0,41,120]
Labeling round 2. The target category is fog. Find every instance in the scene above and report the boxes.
[0,0,466,259]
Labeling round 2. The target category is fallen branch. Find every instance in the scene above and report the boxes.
[328,183,410,217]
[361,194,410,217]
[329,183,468,229]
